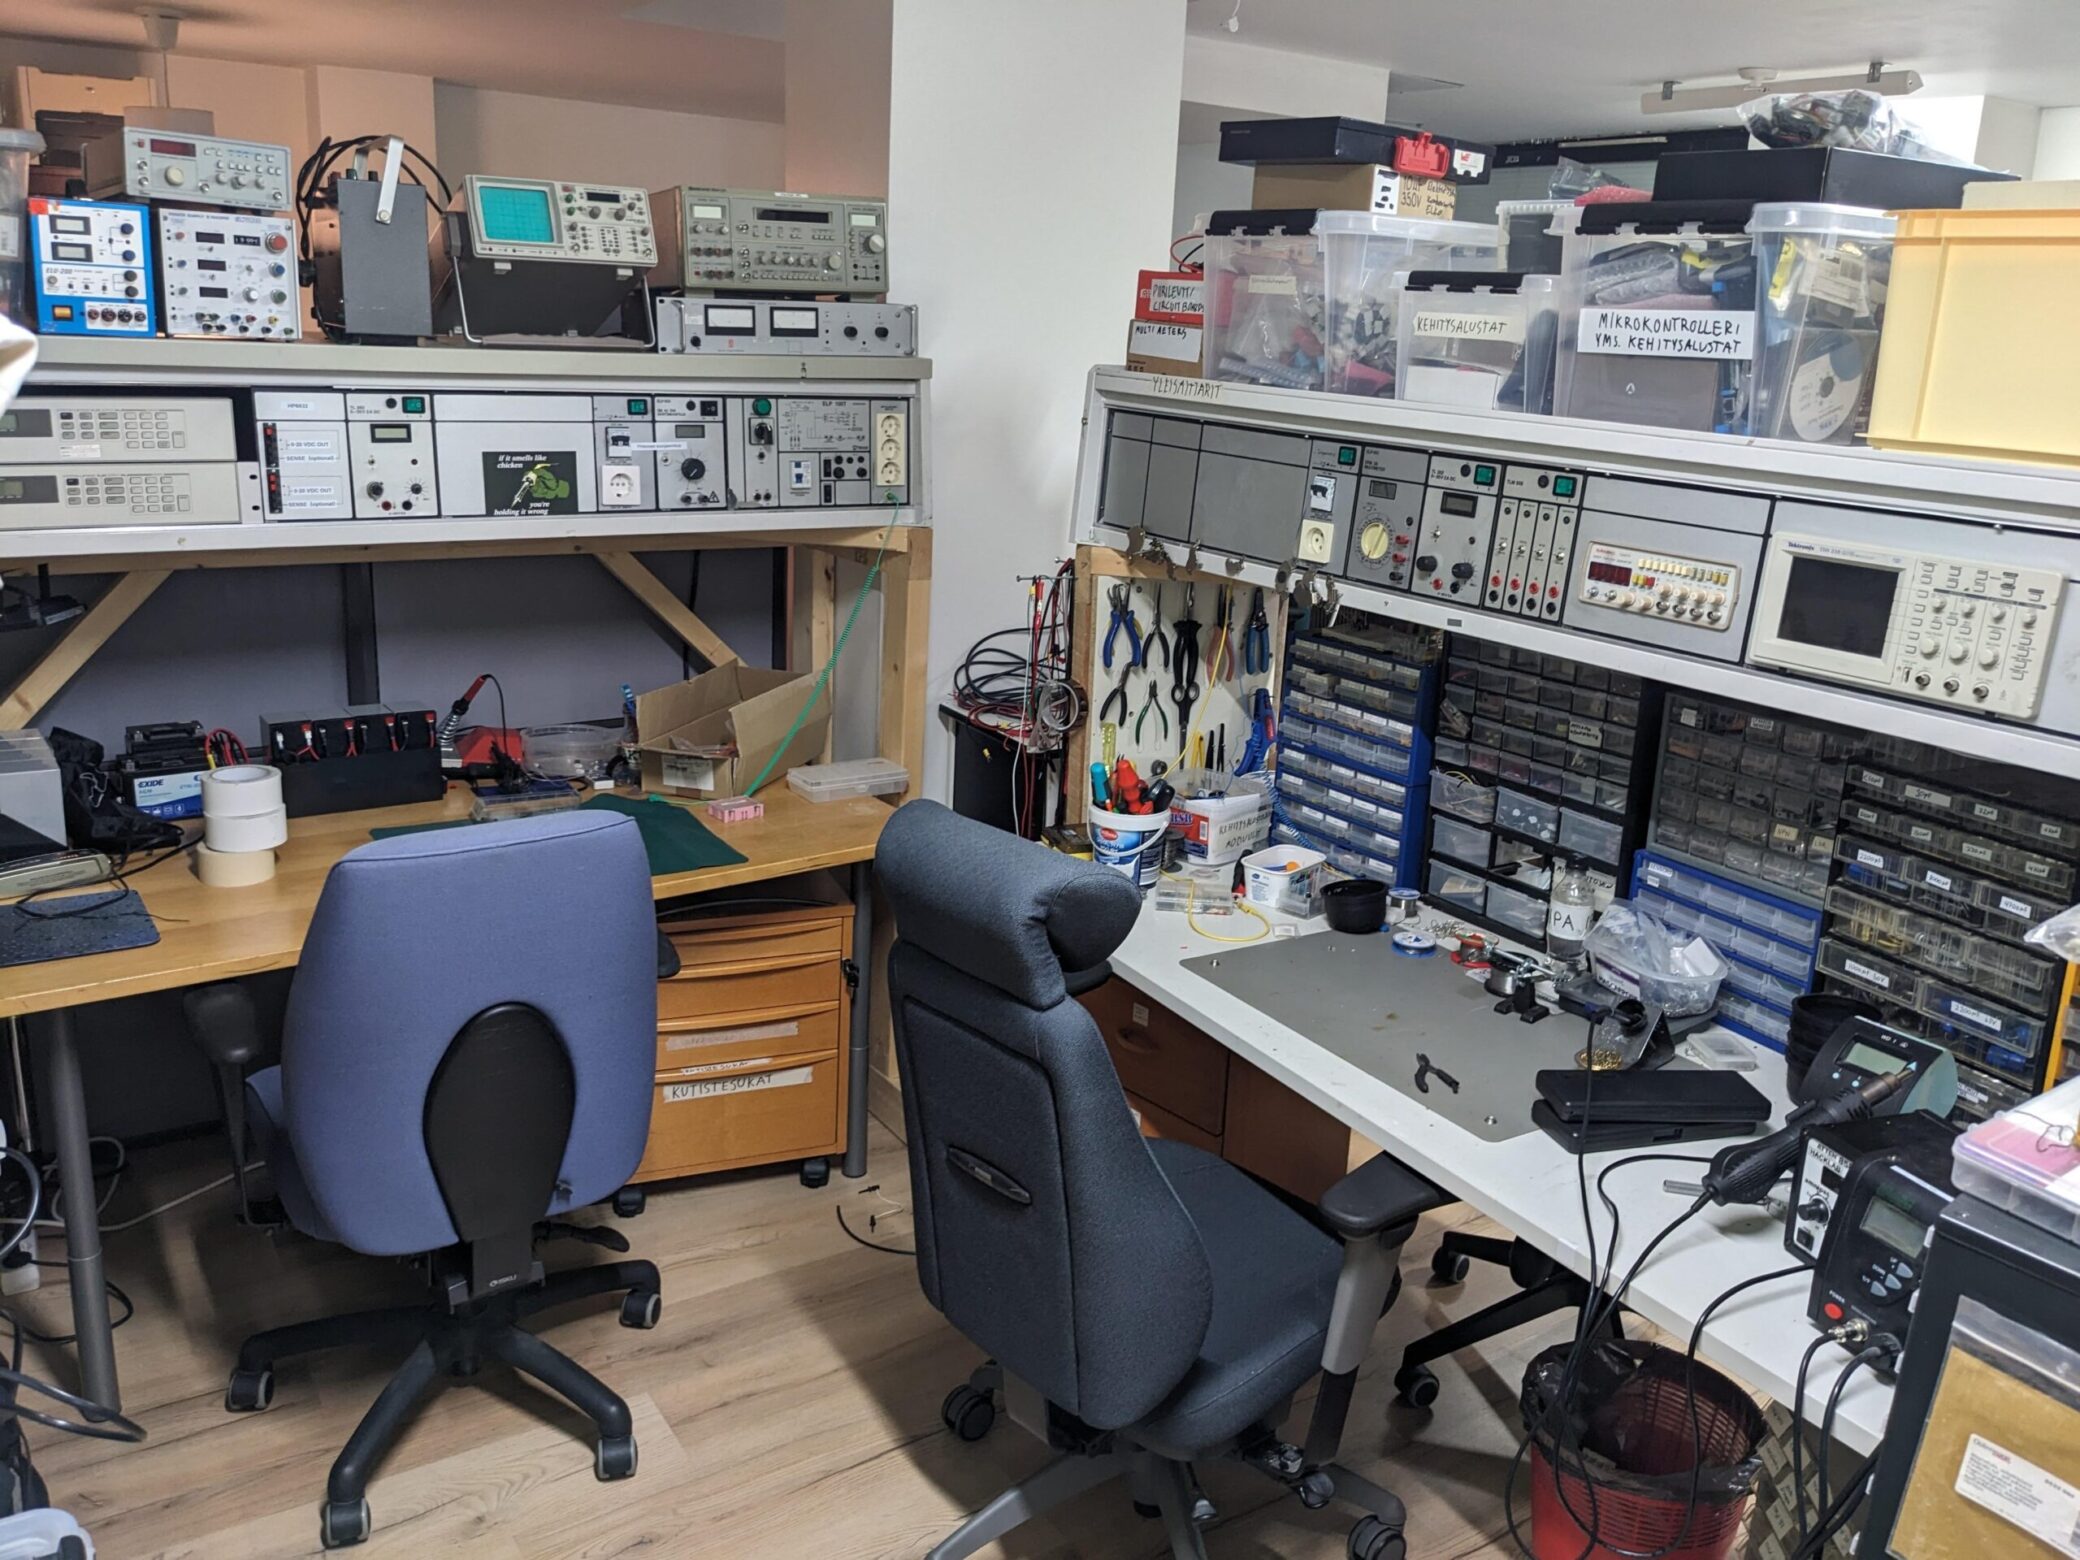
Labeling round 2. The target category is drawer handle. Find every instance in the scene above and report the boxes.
[666,952,831,981]
[946,1146,1031,1207]
[1114,1025,1161,1055]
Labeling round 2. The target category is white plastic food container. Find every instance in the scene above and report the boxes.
[1319,210,1500,397]
[1747,203,1895,446]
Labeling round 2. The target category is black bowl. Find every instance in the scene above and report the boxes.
[1323,878,1388,934]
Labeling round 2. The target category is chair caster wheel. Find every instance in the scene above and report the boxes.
[1133,1501,1160,1520]
[1431,1249,1470,1284]
[611,1187,646,1218]
[620,1290,662,1330]
[319,1497,371,1549]
[1349,1516,1406,1560]
[1394,1362,1440,1410]
[800,1157,830,1189]
[941,1383,996,1442]
[1297,1470,1334,1510]
[225,1366,273,1413]
[595,1434,638,1481]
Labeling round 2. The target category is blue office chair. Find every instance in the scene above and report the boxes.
[877,801,1450,1560]
[188,812,666,1549]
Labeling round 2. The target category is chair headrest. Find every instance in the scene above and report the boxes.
[876,799,1141,1009]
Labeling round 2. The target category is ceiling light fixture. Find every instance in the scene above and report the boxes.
[1642,61,1921,116]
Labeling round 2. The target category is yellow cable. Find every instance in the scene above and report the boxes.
[1180,876,1270,943]
[1173,617,1236,773]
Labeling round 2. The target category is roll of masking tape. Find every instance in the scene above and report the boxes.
[194,840,276,888]
[201,764,284,819]
[204,806,287,855]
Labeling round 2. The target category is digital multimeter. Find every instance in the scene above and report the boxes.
[1795,1016,1958,1118]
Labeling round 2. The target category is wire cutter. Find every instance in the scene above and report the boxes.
[1099,663,1133,728]
[1210,585,1236,681]
[1138,582,1171,671]
[1243,587,1271,677]
[1135,675,1169,746]
[1170,584,1202,739]
[1102,584,1142,672]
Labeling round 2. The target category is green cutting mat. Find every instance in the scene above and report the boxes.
[371,794,747,875]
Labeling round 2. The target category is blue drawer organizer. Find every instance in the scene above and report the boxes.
[1273,634,1437,891]
[1631,849,1825,1052]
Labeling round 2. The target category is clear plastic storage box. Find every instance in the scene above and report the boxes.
[787,757,910,802]
[1318,211,1500,397]
[1202,210,1329,389]
[0,129,43,323]
[1554,202,1759,433]
[1747,204,1894,446]
[1394,272,1560,415]
[1953,1075,2080,1243]
[1495,199,1583,275]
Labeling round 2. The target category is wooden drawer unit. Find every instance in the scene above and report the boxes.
[638,894,853,1184]
[637,1055,843,1181]
[1079,978,1229,1137]
[656,1002,842,1075]
[1125,1090,1222,1155]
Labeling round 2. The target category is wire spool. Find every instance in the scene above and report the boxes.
[1391,931,1437,958]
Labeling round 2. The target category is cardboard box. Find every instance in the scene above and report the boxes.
[1251,164,1458,219]
[1125,318,1202,377]
[635,662,831,798]
[1136,269,1205,324]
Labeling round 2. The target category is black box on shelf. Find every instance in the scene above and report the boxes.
[1218,116,1494,183]
[1650,147,2014,210]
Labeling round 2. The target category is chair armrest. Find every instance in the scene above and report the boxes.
[656,929,682,981]
[1060,961,1113,999]
[1318,1152,1450,1241]
[181,983,271,1070]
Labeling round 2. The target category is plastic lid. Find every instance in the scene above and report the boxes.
[0,129,44,154]
[1314,210,1498,247]
[1404,269,1560,297]
[1747,202,1897,239]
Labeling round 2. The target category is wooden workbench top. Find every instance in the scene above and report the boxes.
[0,784,895,1020]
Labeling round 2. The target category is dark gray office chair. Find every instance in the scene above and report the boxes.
[877,801,1449,1560]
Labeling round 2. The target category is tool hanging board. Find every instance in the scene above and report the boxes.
[1070,544,1288,822]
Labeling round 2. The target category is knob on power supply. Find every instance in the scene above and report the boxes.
[680,458,706,480]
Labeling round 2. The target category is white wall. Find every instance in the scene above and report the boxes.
[1973,95,2041,177]
[889,0,1187,802]
[1181,34,1388,120]
[1173,137,1253,238]
[2038,106,2080,179]
[432,83,783,191]
[783,0,891,194]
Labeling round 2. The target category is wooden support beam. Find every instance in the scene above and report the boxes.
[876,526,932,798]
[792,547,839,762]
[0,570,169,729]
[594,551,742,671]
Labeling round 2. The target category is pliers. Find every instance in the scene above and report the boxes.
[1099,665,1132,728]
[1171,584,1202,740]
[1138,583,1171,671]
[1210,586,1236,681]
[1243,587,1271,677]
[1102,584,1142,672]
[1135,675,1169,746]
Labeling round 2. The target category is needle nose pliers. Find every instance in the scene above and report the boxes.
[1243,587,1271,677]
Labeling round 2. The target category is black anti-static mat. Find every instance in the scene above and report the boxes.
[1181,931,1603,1141]
[0,889,158,968]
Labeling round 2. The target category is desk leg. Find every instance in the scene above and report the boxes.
[844,861,873,1179]
[39,1009,118,1413]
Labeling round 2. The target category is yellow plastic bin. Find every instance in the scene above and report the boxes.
[1868,208,2080,467]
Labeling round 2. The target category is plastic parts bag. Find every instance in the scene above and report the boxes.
[1585,900,1728,1016]
[1522,1339,1767,1506]
[1740,90,1966,163]
[2024,900,2080,963]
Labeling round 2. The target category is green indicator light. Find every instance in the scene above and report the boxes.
[1474,463,1496,485]
[752,396,773,416]
[1554,475,1578,498]
[628,398,648,415]
[1337,446,1357,467]
[402,395,425,415]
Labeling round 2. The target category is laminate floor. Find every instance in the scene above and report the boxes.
[27,1124,1580,1558]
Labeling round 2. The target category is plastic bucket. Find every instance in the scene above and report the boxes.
[1089,804,1167,892]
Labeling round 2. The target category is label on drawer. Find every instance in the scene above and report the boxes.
[1922,868,1955,893]
[1854,849,1885,869]
[664,1020,801,1052]
[663,1065,813,1103]
[1943,997,2002,1036]
[1999,894,2034,919]
[1131,1002,1150,1026]
[666,1055,776,1078]
[1904,783,1953,810]
[1842,956,1893,991]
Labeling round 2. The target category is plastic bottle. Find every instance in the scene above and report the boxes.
[1547,856,1597,968]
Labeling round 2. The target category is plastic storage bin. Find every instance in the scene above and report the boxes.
[1319,210,1500,397]
[1495,199,1582,275]
[1394,272,1560,414]
[1747,204,1895,446]
[1952,1076,2080,1243]
[0,129,42,323]
[787,757,910,802]
[1555,201,1759,434]
[1868,208,2080,468]
[1202,210,1327,389]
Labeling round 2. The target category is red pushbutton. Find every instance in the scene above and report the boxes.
[1823,1301,1844,1322]
[265,231,289,253]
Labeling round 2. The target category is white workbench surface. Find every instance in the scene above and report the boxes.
[1110,904,1894,1457]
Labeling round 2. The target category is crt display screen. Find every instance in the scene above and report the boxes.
[477,185,556,244]
[1860,1193,1925,1258]
[1778,556,1897,659]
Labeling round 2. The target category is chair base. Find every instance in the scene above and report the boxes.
[227,1258,661,1549]
[928,1364,1407,1560]
[1394,1233,1615,1409]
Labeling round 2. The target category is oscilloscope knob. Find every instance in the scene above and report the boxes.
[680,458,706,481]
